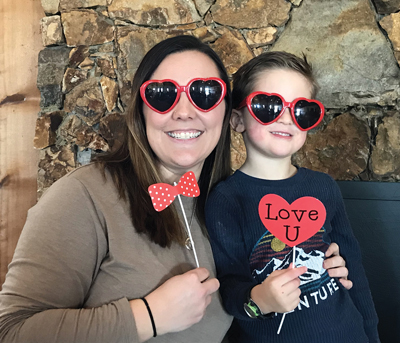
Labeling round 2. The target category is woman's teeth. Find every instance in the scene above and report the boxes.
[271,131,291,137]
[168,131,202,139]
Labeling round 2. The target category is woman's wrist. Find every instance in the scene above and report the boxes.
[129,298,155,342]
[141,297,157,337]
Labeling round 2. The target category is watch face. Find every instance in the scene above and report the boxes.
[243,300,260,318]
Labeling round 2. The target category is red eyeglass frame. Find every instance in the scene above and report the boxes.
[238,91,325,131]
[140,77,227,114]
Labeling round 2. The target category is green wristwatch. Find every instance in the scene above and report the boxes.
[243,290,275,320]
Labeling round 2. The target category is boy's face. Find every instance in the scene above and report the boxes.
[233,69,312,161]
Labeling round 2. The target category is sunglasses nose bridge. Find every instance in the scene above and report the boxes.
[171,89,197,119]
[176,85,192,102]
[276,104,294,124]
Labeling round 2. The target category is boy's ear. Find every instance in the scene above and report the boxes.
[230,109,246,133]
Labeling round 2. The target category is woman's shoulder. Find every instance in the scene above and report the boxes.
[65,163,106,183]
[39,163,117,204]
[54,163,112,188]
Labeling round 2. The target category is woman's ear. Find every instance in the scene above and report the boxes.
[230,109,246,133]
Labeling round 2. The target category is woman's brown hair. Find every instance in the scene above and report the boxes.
[95,35,232,247]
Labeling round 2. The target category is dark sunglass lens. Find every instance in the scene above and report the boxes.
[294,101,321,130]
[190,80,223,110]
[144,82,177,112]
[251,94,283,123]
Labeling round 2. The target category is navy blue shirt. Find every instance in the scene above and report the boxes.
[205,168,379,343]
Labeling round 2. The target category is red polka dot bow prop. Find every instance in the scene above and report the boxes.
[148,171,200,212]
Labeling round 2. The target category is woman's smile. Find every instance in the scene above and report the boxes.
[167,130,203,140]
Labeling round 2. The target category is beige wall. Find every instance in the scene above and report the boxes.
[0,0,44,286]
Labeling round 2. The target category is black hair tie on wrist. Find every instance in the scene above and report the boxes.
[141,297,157,337]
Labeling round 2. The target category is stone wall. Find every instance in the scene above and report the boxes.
[35,0,400,196]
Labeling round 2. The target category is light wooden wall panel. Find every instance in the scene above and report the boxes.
[0,0,44,286]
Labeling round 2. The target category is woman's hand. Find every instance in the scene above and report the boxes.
[323,242,353,290]
[130,267,219,342]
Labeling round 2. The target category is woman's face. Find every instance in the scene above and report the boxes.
[143,50,226,181]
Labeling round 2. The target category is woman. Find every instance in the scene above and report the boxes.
[0,35,351,343]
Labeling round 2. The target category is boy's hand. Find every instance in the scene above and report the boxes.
[250,264,307,314]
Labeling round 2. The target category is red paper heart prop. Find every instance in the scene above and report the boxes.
[258,194,326,247]
[148,171,200,212]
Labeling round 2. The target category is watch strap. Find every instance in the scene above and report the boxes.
[244,288,275,319]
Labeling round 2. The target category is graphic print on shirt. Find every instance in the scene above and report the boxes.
[249,228,341,310]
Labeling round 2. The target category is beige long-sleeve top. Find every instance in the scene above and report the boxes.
[0,164,232,343]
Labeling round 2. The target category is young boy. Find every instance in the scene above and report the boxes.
[205,52,379,342]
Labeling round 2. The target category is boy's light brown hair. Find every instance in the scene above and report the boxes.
[232,51,319,109]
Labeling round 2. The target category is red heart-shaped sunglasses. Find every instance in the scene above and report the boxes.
[140,78,226,114]
[238,92,325,131]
